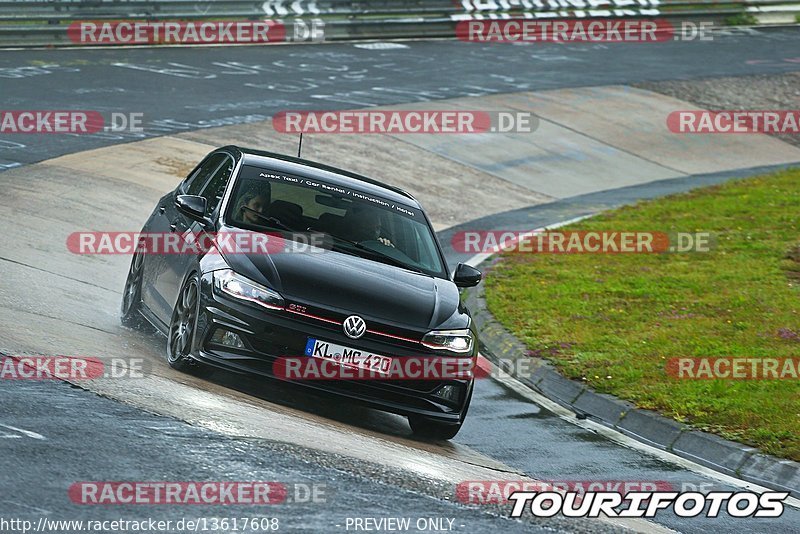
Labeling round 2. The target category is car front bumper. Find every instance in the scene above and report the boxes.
[191,272,475,423]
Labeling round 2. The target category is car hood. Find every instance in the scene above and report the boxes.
[220,246,461,330]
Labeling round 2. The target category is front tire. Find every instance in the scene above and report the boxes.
[167,274,211,377]
[120,247,145,328]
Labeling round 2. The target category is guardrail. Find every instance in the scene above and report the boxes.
[0,0,798,47]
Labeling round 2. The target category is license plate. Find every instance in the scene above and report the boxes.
[305,338,392,375]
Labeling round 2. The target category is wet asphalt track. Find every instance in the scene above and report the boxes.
[0,379,543,534]
[2,30,800,533]
[2,27,800,169]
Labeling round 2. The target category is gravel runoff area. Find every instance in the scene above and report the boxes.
[636,71,800,149]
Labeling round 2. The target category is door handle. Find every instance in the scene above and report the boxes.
[170,223,178,232]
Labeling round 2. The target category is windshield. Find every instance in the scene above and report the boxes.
[225,165,447,278]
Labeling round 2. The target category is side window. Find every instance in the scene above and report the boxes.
[183,153,226,196]
[199,156,235,216]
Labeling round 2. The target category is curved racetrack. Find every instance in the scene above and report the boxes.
[2,30,800,533]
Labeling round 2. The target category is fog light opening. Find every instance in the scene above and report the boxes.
[433,384,462,403]
[211,329,245,349]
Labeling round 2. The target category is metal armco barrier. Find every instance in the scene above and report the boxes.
[0,0,798,47]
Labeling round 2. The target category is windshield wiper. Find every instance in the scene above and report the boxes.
[328,234,426,274]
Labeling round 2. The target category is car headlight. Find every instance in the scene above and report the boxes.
[421,329,474,354]
[213,269,284,311]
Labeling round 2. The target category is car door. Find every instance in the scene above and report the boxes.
[143,152,227,324]
[157,153,237,323]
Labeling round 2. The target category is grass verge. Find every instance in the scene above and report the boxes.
[484,168,800,460]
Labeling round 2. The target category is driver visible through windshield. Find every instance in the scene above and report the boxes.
[226,165,446,278]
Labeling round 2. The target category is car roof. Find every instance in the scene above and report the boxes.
[225,146,422,209]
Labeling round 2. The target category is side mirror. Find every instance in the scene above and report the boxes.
[453,263,482,288]
[175,195,209,225]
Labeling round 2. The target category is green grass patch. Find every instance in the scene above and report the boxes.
[485,169,800,460]
[723,13,759,26]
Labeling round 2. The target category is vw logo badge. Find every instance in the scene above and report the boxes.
[343,315,367,339]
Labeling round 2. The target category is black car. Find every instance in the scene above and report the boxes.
[121,146,482,439]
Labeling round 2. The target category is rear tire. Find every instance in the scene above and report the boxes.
[167,274,212,378]
[408,415,463,440]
